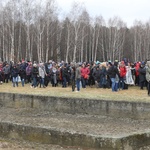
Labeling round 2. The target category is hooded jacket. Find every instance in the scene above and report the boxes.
[107,65,120,78]
[138,64,146,82]
[39,64,46,78]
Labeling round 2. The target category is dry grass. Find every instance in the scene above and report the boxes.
[0,82,149,102]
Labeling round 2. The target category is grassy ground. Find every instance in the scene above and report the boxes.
[0,82,149,102]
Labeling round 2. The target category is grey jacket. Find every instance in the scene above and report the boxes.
[75,66,81,80]
[39,65,46,78]
[146,61,150,82]
[3,66,10,74]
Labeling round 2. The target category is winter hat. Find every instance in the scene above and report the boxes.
[96,61,100,65]
[108,62,113,66]
[33,63,37,67]
[49,60,52,63]
[114,61,118,67]
[141,61,145,65]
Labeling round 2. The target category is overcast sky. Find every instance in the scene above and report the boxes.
[56,0,150,27]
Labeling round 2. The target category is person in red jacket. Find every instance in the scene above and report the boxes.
[81,63,90,88]
[135,62,140,86]
[119,61,127,89]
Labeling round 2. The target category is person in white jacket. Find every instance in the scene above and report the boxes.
[39,62,47,88]
[125,62,134,85]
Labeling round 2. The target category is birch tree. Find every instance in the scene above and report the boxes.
[45,0,57,62]
[33,2,46,62]
[4,0,17,62]
[78,10,90,62]
[0,4,4,61]
[107,17,126,61]
[22,0,35,61]
[93,16,103,61]
[68,2,86,62]
[144,22,150,60]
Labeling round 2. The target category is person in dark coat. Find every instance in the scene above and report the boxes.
[26,62,32,83]
[107,62,120,92]
[11,65,19,87]
[19,66,26,87]
[138,62,146,90]
[101,63,107,88]
[61,63,68,88]
[31,63,39,88]
[71,64,76,91]
[88,63,96,87]
[92,66,101,88]
[66,63,72,86]
[3,63,10,83]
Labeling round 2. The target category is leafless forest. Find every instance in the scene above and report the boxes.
[0,0,150,63]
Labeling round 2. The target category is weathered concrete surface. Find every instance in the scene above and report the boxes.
[0,122,122,150]
[0,137,85,150]
[1,93,150,149]
[0,92,150,119]
[0,107,149,149]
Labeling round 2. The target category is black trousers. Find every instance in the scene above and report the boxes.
[72,78,75,91]
[148,82,150,95]
[4,74,10,83]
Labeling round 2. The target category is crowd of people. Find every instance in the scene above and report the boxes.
[0,59,150,96]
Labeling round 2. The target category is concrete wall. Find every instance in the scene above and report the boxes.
[0,122,123,150]
[0,121,150,150]
[1,92,150,149]
[0,92,150,119]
